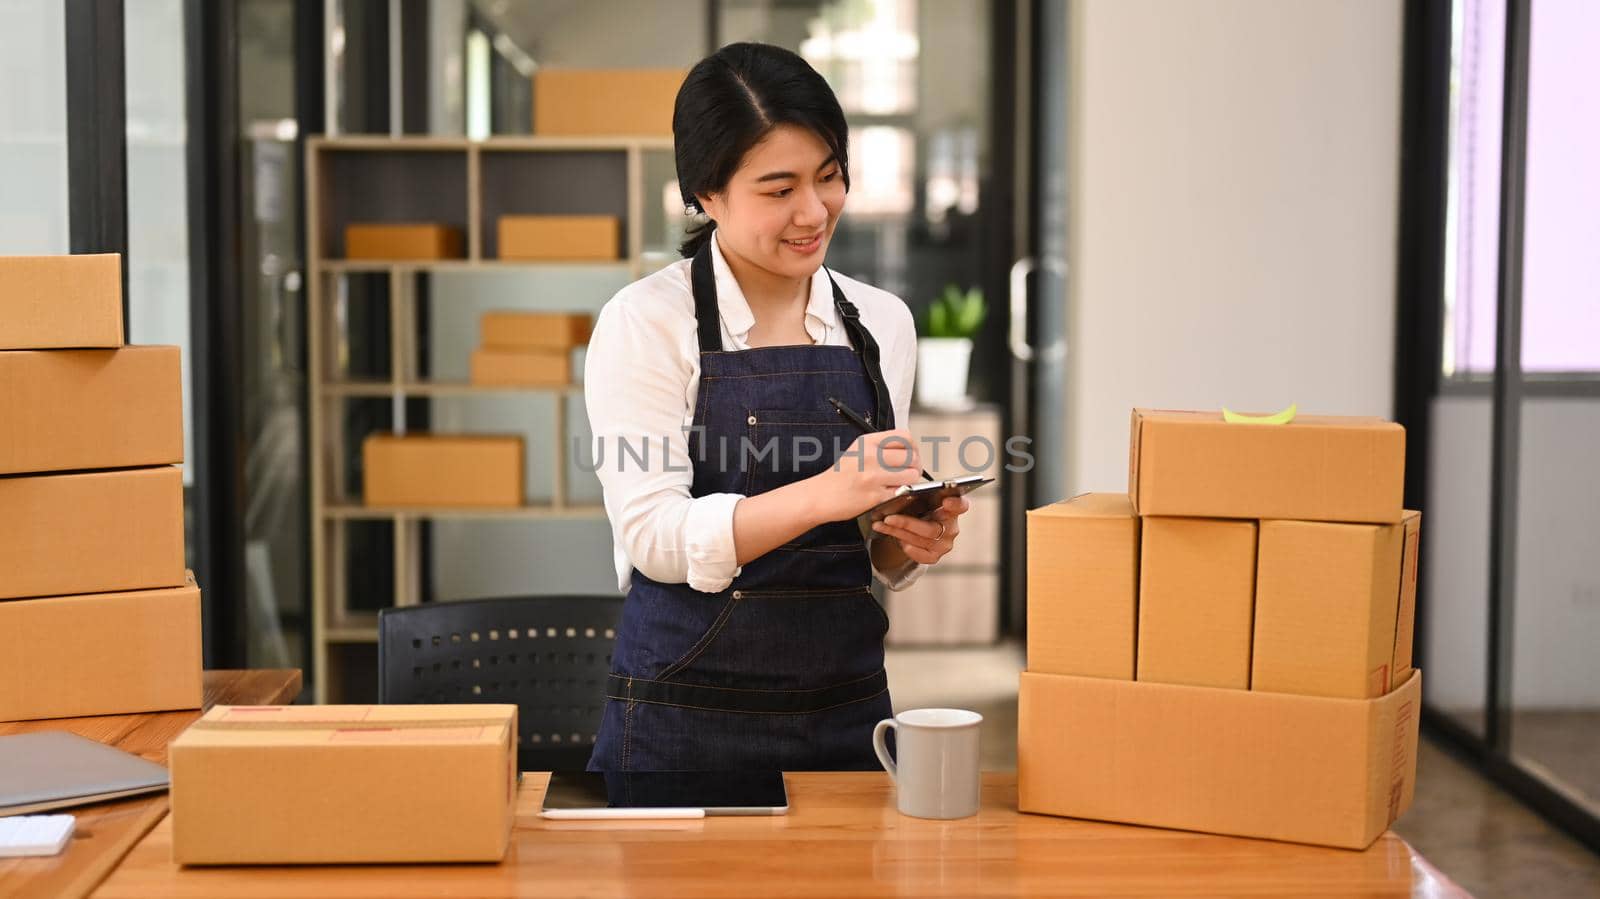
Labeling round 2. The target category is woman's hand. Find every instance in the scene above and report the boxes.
[871,494,971,565]
[809,429,925,523]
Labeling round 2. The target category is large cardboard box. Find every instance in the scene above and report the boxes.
[343,223,464,260]
[1128,409,1405,523]
[0,253,123,349]
[497,215,620,261]
[170,704,518,864]
[1252,512,1422,699]
[1137,517,1257,689]
[533,69,685,136]
[480,311,594,351]
[362,434,524,507]
[1018,669,1421,849]
[0,466,186,600]
[470,348,571,387]
[1026,494,1140,679]
[0,576,203,721]
[0,346,183,475]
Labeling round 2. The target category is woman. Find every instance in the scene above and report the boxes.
[584,42,970,771]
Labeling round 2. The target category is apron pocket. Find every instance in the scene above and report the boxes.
[743,409,859,496]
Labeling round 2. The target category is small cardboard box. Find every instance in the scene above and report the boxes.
[343,223,464,261]
[362,434,524,507]
[1026,494,1140,679]
[1128,408,1405,523]
[0,466,186,600]
[1252,512,1422,699]
[0,253,123,349]
[170,704,518,865]
[533,69,685,136]
[0,575,202,721]
[497,215,620,261]
[480,311,594,351]
[470,348,571,387]
[0,346,183,475]
[1137,517,1257,689]
[1018,669,1421,850]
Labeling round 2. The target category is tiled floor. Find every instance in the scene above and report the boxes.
[885,641,1600,899]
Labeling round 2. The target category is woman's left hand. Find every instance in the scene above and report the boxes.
[870,494,971,566]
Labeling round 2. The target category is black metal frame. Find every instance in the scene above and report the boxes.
[64,0,130,316]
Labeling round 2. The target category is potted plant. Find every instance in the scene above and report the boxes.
[916,284,986,409]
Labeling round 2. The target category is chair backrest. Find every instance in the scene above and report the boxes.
[378,595,624,772]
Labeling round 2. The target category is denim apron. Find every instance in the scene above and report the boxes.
[588,239,896,771]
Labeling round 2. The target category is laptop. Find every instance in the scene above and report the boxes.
[0,731,171,817]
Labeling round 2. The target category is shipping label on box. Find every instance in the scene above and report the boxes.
[533,69,686,136]
[170,704,518,864]
[0,575,203,721]
[343,224,464,261]
[497,216,620,262]
[1026,493,1139,679]
[1137,517,1256,689]
[0,253,123,349]
[362,434,524,507]
[480,311,594,351]
[1018,670,1422,850]
[1128,408,1405,523]
[0,466,186,600]
[0,346,183,475]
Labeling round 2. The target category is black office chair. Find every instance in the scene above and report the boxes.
[378,595,624,772]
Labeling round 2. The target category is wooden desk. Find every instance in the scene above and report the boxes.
[96,771,1470,898]
[0,670,302,899]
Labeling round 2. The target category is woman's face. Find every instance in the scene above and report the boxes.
[697,123,847,283]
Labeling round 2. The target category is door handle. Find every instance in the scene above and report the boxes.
[1009,257,1036,363]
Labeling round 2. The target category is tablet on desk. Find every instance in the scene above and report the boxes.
[540,771,789,819]
[856,475,994,540]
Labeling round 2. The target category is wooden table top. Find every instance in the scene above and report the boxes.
[0,669,303,899]
[95,770,1470,898]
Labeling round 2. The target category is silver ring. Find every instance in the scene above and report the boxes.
[934,521,947,543]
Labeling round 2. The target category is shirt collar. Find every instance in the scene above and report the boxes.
[709,231,837,346]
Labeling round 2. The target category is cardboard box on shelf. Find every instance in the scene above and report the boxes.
[362,434,524,508]
[1137,517,1257,690]
[533,69,686,136]
[497,215,620,262]
[0,575,202,721]
[0,253,123,349]
[1128,408,1405,523]
[1026,494,1140,679]
[1252,512,1422,699]
[343,223,464,261]
[0,346,183,475]
[469,348,571,387]
[1018,669,1421,850]
[0,466,186,601]
[170,704,517,864]
[480,311,594,351]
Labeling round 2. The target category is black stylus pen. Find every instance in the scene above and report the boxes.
[826,395,935,482]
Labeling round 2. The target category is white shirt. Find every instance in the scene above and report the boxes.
[584,233,924,595]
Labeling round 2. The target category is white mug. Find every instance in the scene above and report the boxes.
[871,708,983,819]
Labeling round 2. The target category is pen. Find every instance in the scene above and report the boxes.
[826,396,934,482]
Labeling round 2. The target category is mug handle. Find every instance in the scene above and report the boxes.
[872,718,898,782]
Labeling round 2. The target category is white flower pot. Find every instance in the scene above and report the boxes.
[916,337,974,409]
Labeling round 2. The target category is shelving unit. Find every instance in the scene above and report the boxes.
[306,135,677,701]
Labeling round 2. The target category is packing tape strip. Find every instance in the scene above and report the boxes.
[1221,402,1297,425]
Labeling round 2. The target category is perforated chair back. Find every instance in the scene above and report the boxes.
[378,595,624,772]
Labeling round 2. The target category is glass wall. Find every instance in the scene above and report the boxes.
[0,0,70,254]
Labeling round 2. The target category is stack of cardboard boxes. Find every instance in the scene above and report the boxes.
[470,310,592,387]
[0,254,202,722]
[1021,408,1421,849]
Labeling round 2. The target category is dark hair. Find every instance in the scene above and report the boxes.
[672,42,851,258]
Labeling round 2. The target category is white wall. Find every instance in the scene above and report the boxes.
[1063,0,1404,495]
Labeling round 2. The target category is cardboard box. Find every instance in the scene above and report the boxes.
[343,223,464,261]
[497,215,620,261]
[0,253,123,349]
[470,348,571,387]
[170,704,517,864]
[1018,669,1420,849]
[362,434,524,507]
[0,346,183,475]
[1128,408,1405,523]
[480,311,594,351]
[0,575,202,721]
[1252,512,1422,699]
[533,69,685,136]
[0,466,186,600]
[1137,517,1257,689]
[1026,493,1139,679]
[1391,512,1422,685]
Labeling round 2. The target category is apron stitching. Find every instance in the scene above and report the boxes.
[602,687,889,717]
[610,668,884,694]
[655,592,742,682]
